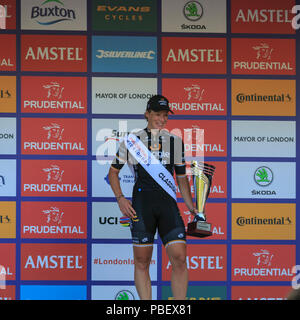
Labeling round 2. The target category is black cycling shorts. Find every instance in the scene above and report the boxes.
[130,184,186,247]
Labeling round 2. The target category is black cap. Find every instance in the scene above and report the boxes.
[146,95,174,114]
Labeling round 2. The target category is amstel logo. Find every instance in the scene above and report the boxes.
[231,0,295,34]
[162,244,227,281]
[21,243,87,280]
[21,34,87,72]
[162,37,226,74]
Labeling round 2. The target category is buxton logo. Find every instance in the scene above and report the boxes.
[30,0,76,26]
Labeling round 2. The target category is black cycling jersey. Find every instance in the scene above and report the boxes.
[111,128,187,247]
[111,128,186,190]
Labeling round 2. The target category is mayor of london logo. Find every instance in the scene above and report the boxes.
[254,166,273,187]
[183,1,203,21]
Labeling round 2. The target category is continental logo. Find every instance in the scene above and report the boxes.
[232,203,295,240]
[236,216,292,226]
[232,79,295,116]
[0,76,16,113]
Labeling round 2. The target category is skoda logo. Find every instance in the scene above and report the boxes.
[254,166,273,187]
[115,290,135,300]
[183,1,204,21]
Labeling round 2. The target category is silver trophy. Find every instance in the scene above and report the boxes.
[187,161,216,238]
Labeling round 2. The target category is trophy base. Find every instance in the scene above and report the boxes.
[187,221,212,238]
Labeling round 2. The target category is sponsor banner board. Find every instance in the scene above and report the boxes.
[231,161,296,199]
[0,34,16,71]
[231,79,296,116]
[0,201,16,238]
[166,119,227,158]
[232,38,296,75]
[21,76,87,114]
[0,118,16,154]
[0,160,16,197]
[92,202,133,239]
[232,203,296,240]
[92,77,156,114]
[21,160,87,197]
[92,118,146,157]
[162,0,227,33]
[92,36,157,73]
[162,78,227,116]
[231,286,292,300]
[21,0,87,31]
[0,76,16,113]
[231,0,296,34]
[92,161,134,198]
[0,285,15,300]
[21,201,87,239]
[0,0,16,29]
[161,285,227,300]
[92,243,157,281]
[21,35,87,72]
[162,37,226,74]
[91,285,157,300]
[0,243,15,280]
[162,244,227,281]
[92,0,157,32]
[20,285,87,300]
[21,118,87,155]
[178,202,227,240]
[21,243,87,280]
[231,245,296,282]
[177,161,227,199]
[231,120,296,158]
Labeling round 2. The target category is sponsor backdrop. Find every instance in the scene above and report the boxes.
[0,0,299,300]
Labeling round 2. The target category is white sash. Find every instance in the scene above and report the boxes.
[124,133,177,201]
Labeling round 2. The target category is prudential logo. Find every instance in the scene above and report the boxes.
[31,0,75,25]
